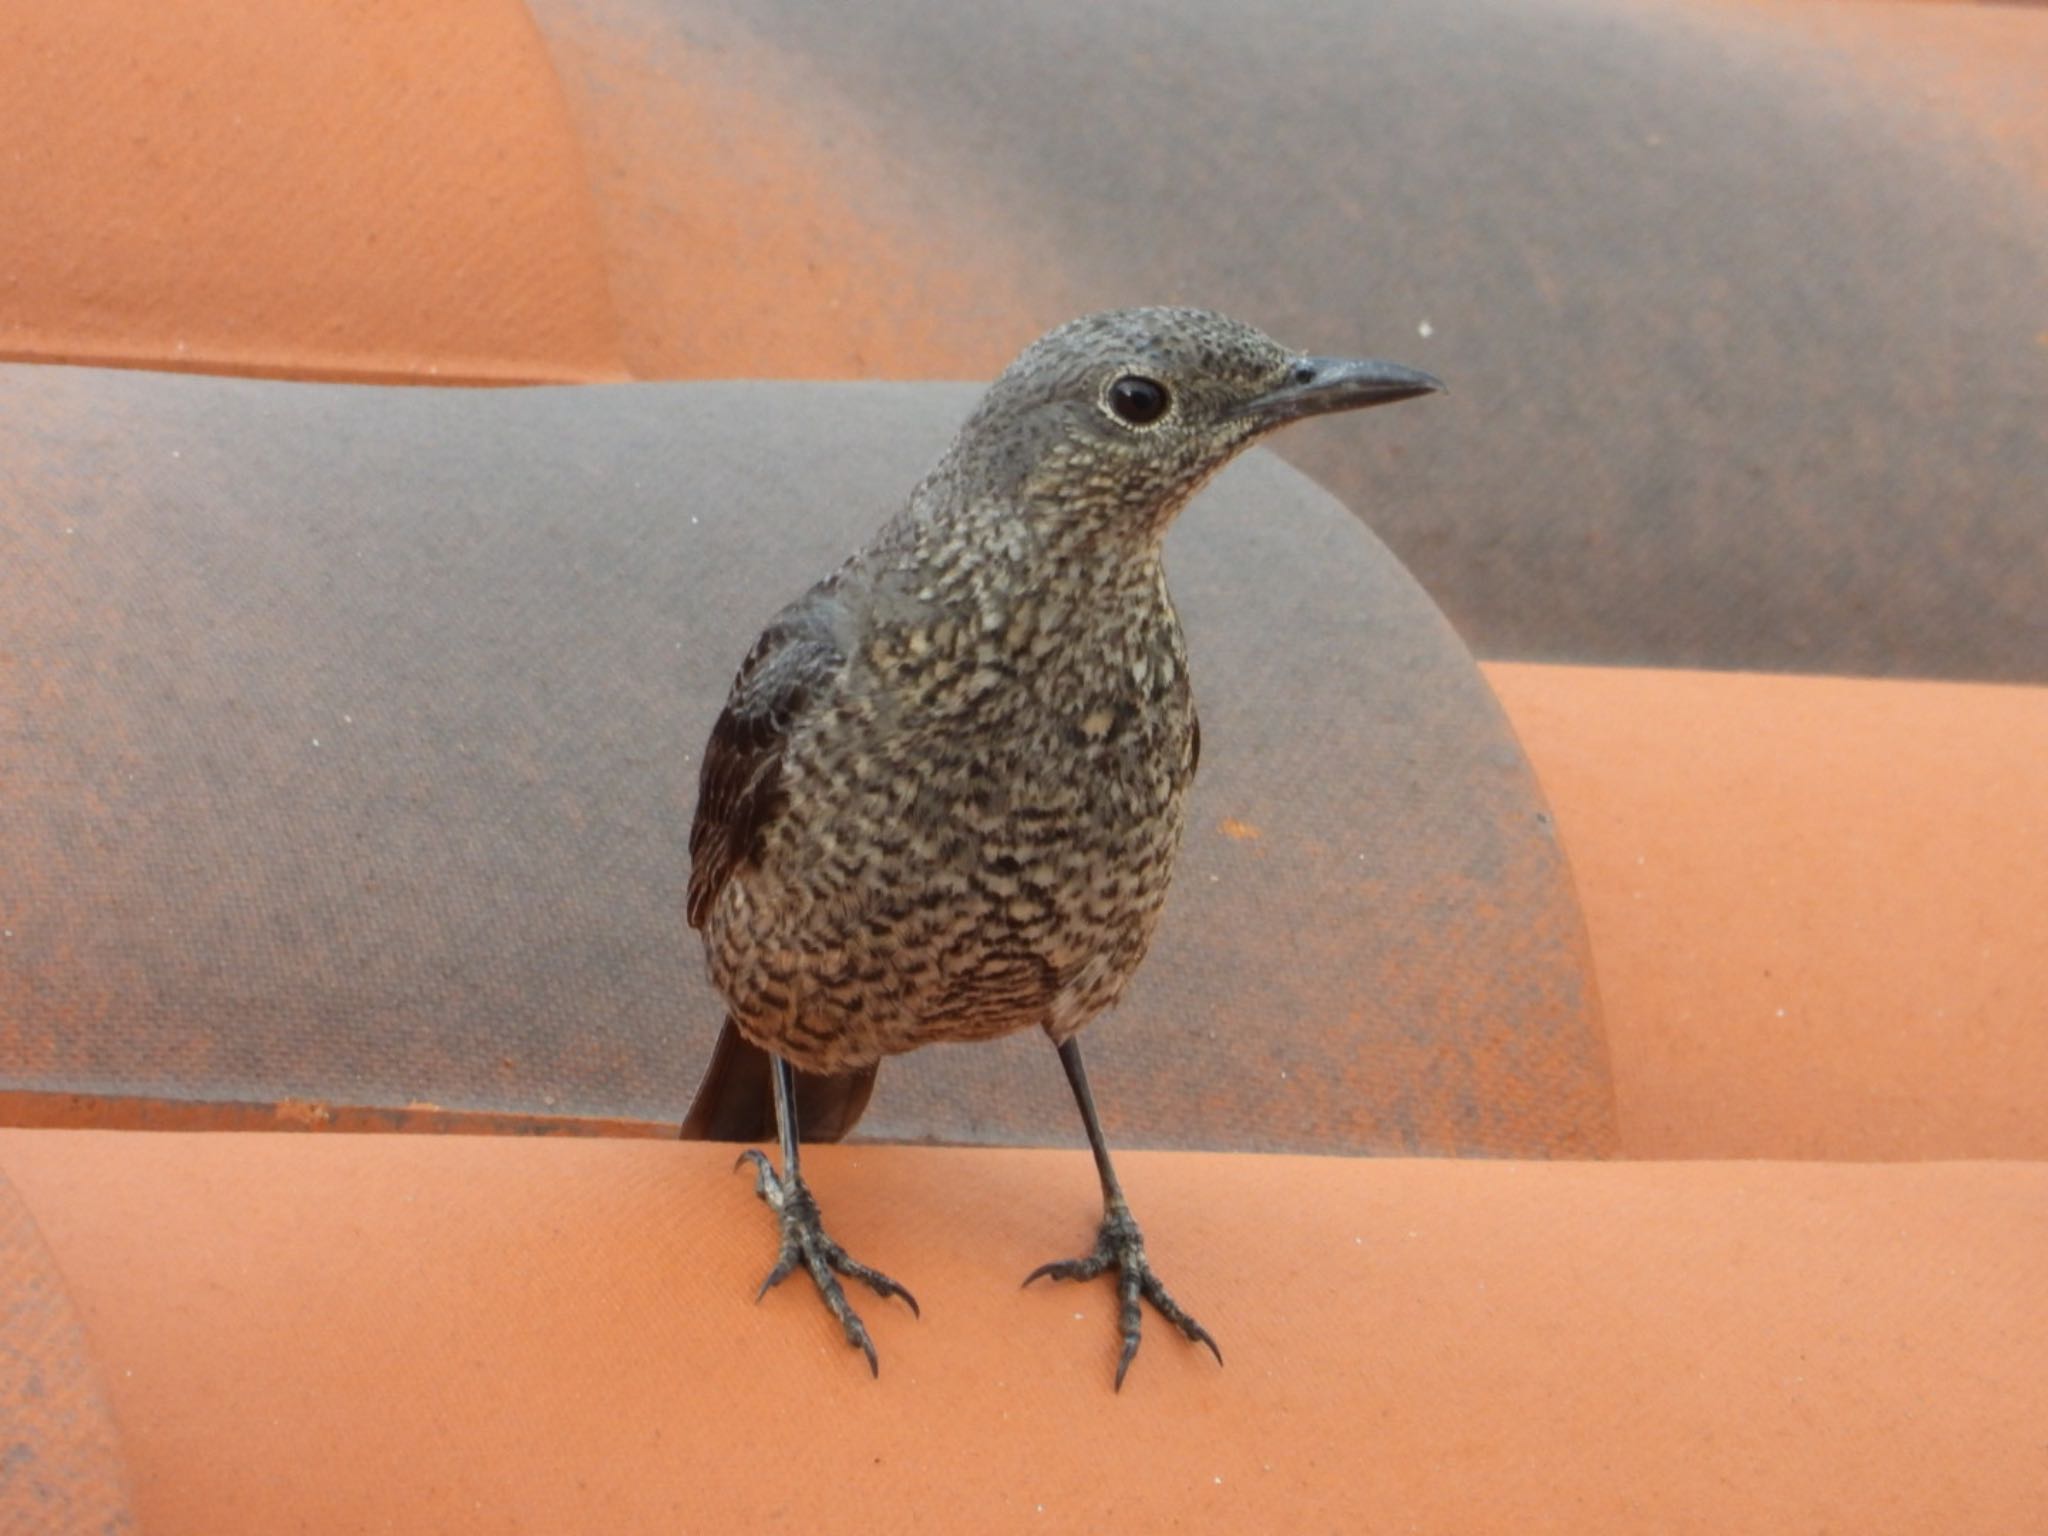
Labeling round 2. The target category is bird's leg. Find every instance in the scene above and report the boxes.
[1025,1037,1222,1389]
[736,1054,918,1376]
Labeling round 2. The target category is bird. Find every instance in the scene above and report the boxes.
[678,307,1441,1386]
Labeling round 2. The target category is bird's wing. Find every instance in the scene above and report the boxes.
[687,582,848,931]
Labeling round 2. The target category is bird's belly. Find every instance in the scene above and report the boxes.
[709,727,1191,1072]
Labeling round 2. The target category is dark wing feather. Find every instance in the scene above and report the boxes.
[682,579,880,1143]
[686,583,848,931]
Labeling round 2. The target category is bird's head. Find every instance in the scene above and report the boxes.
[930,307,1442,546]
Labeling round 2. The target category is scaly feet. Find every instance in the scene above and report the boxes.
[737,1149,919,1376]
[1024,1195,1222,1389]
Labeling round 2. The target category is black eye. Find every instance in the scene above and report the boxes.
[1106,374,1171,426]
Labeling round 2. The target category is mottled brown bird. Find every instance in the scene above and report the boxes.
[680,308,1441,1384]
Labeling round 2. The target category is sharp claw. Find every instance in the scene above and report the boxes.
[1028,1209,1219,1387]
[1114,1332,1140,1392]
[830,1252,921,1315]
[1161,1301,1223,1365]
[754,1250,797,1303]
[880,1280,922,1318]
[734,1153,913,1377]
[1023,1249,1111,1288]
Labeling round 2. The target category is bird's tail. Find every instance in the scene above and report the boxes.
[677,1016,879,1143]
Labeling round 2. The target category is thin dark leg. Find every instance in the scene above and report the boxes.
[773,1055,803,1174]
[1055,1036,1125,1206]
[734,1051,918,1376]
[1026,1036,1221,1390]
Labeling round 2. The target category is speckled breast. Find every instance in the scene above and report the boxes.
[709,575,1197,1075]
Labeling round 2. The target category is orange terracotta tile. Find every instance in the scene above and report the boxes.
[3,1132,2042,1533]
[0,0,625,382]
[1727,0,2048,189]
[1490,663,2048,1158]
[527,0,1046,379]
[0,1166,134,1534]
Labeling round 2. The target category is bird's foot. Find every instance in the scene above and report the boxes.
[1024,1195,1221,1389]
[735,1149,919,1377]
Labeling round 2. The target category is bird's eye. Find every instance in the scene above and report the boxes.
[1105,374,1171,427]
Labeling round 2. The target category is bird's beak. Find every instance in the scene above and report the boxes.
[1231,356,1445,428]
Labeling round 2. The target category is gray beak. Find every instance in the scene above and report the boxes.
[1233,356,1445,427]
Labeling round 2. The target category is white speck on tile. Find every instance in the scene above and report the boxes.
[1418,320,1434,338]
